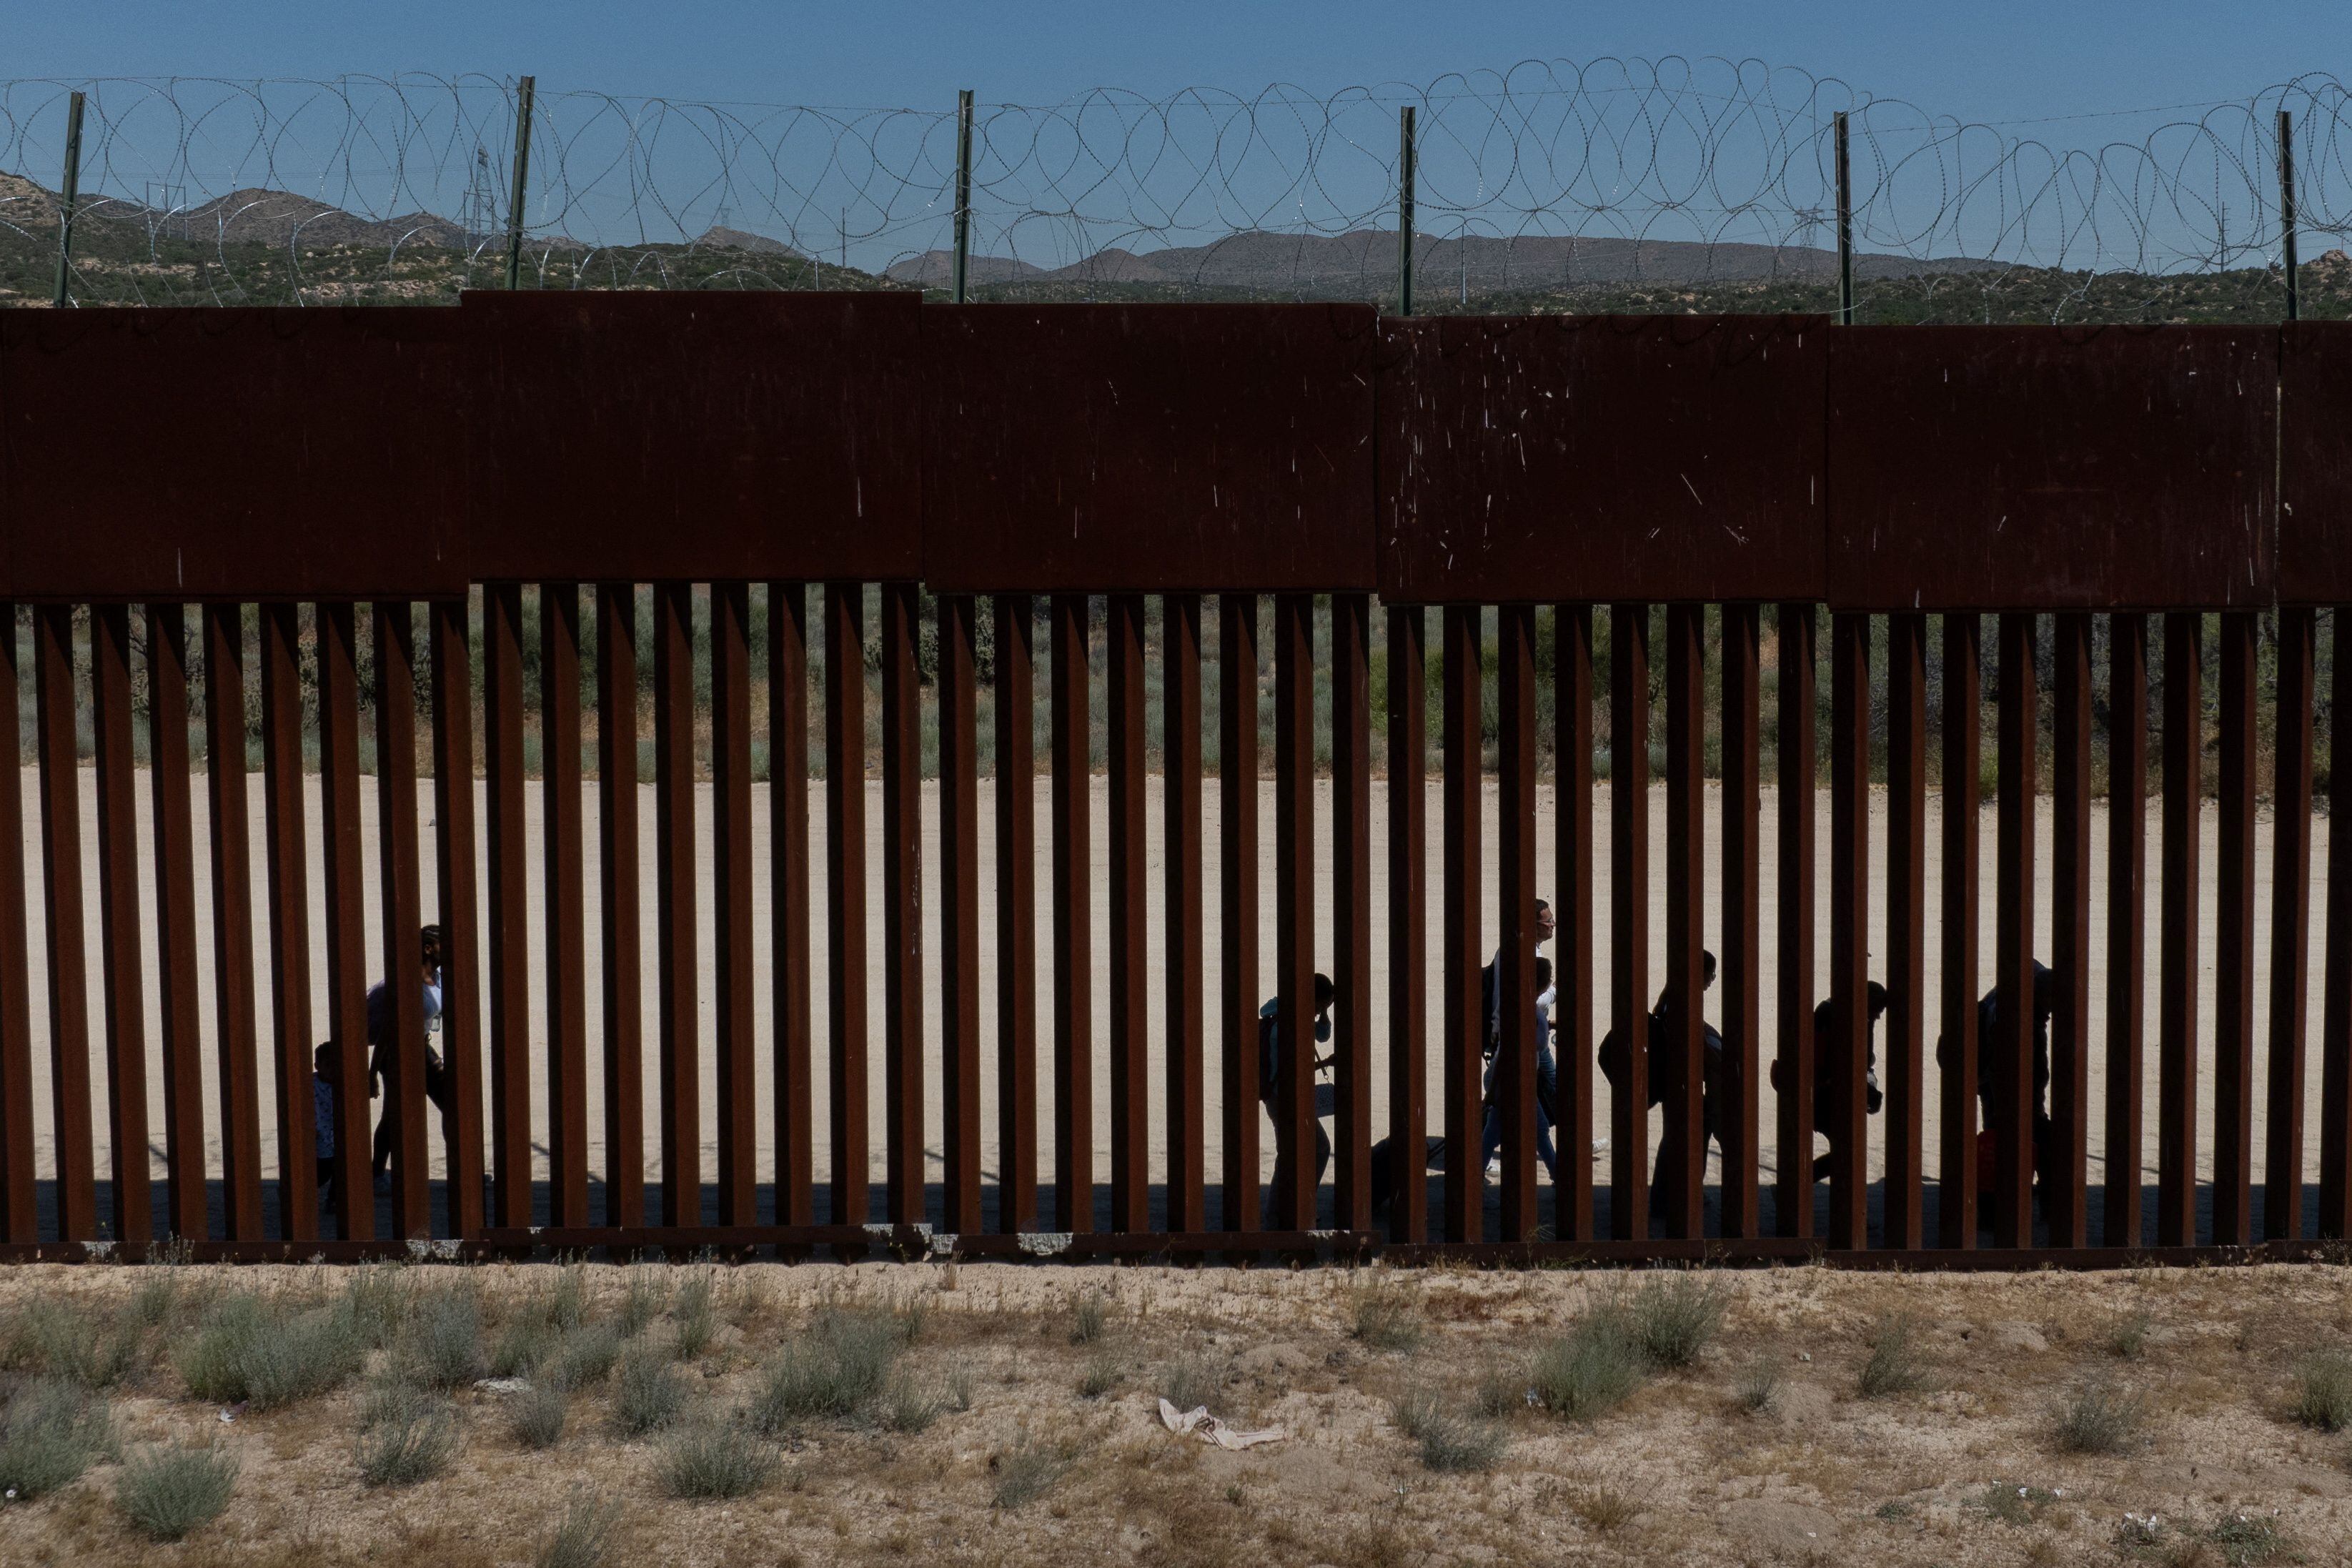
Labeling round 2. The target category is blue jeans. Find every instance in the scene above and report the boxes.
[1479,1043,1560,1179]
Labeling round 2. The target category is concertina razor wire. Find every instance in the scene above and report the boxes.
[0,59,2348,319]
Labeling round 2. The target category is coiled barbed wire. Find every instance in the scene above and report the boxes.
[0,60,2347,319]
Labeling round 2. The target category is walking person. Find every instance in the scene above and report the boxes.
[1479,955,1559,1181]
[1597,951,1725,1213]
[1772,983,1891,1184]
[369,924,452,1194]
[1260,972,1336,1225]
[1939,963,2058,1204]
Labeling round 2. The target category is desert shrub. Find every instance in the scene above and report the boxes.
[551,1324,623,1389]
[2107,1306,2153,1359]
[540,1264,589,1334]
[1414,1411,1505,1473]
[944,1361,976,1414]
[617,1267,669,1339]
[1390,1388,1499,1472]
[1626,1271,1731,1369]
[747,1310,901,1431]
[1070,1290,1109,1345]
[14,1300,143,1389]
[2293,1348,2352,1431]
[342,1266,414,1349]
[2054,1380,2144,1454]
[655,1421,780,1501]
[611,1345,688,1437]
[355,1381,460,1487]
[1474,1362,1525,1419]
[1736,1356,1785,1415]
[890,1295,928,1345]
[130,1239,195,1327]
[880,1369,943,1433]
[114,1442,237,1541]
[507,1380,572,1449]
[1857,1313,1928,1399]
[1389,1385,1442,1441]
[176,1294,362,1409]
[490,1317,560,1379]
[1076,1353,1121,1400]
[1971,1482,2058,1527]
[1530,1310,1647,1420]
[0,1377,113,1500]
[990,1439,1064,1511]
[1569,1480,1643,1533]
[671,1273,717,1362]
[535,1489,623,1568]
[395,1284,485,1391]
[1158,1351,1221,1413]
[1348,1272,1424,1352]
[2203,1512,2288,1564]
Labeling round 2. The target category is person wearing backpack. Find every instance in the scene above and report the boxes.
[1597,951,1724,1209]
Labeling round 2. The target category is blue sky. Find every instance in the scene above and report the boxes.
[8,1,2343,120]
[6,3,2339,278]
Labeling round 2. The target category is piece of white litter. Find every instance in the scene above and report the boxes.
[1158,1398,1284,1451]
[217,1401,247,1424]
[475,1377,531,1395]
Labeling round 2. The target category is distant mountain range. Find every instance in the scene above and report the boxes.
[0,169,2027,290]
[885,229,2003,291]
[0,172,855,267]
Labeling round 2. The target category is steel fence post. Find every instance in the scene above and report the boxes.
[51,90,84,307]
[505,76,536,289]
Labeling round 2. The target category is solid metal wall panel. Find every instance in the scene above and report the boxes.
[2281,322,2352,605]
[1378,314,1827,605]
[465,291,921,583]
[923,304,1376,592]
[1829,325,2276,610]
[2,309,467,600]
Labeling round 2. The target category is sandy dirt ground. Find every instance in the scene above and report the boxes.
[2,1259,2350,1567]
[10,768,2326,1242]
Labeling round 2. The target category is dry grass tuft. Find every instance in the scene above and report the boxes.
[654,1420,780,1501]
[534,1489,622,1568]
[1625,1270,1731,1369]
[114,1441,238,1542]
[177,1294,363,1409]
[0,1376,113,1501]
[990,1438,1065,1511]
[1735,1354,1784,1414]
[1529,1307,1647,1420]
[1568,1477,1643,1534]
[507,1379,572,1449]
[2053,1378,2144,1454]
[1347,1271,1424,1352]
[1076,1351,1122,1399]
[611,1344,689,1436]
[393,1282,486,1391]
[2291,1347,2352,1431]
[1857,1312,1928,1399]
[748,1309,902,1431]
[1071,1289,1111,1345]
[355,1381,460,1488]
[11,1299,146,1389]
[670,1271,718,1361]
[1158,1350,1222,1412]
